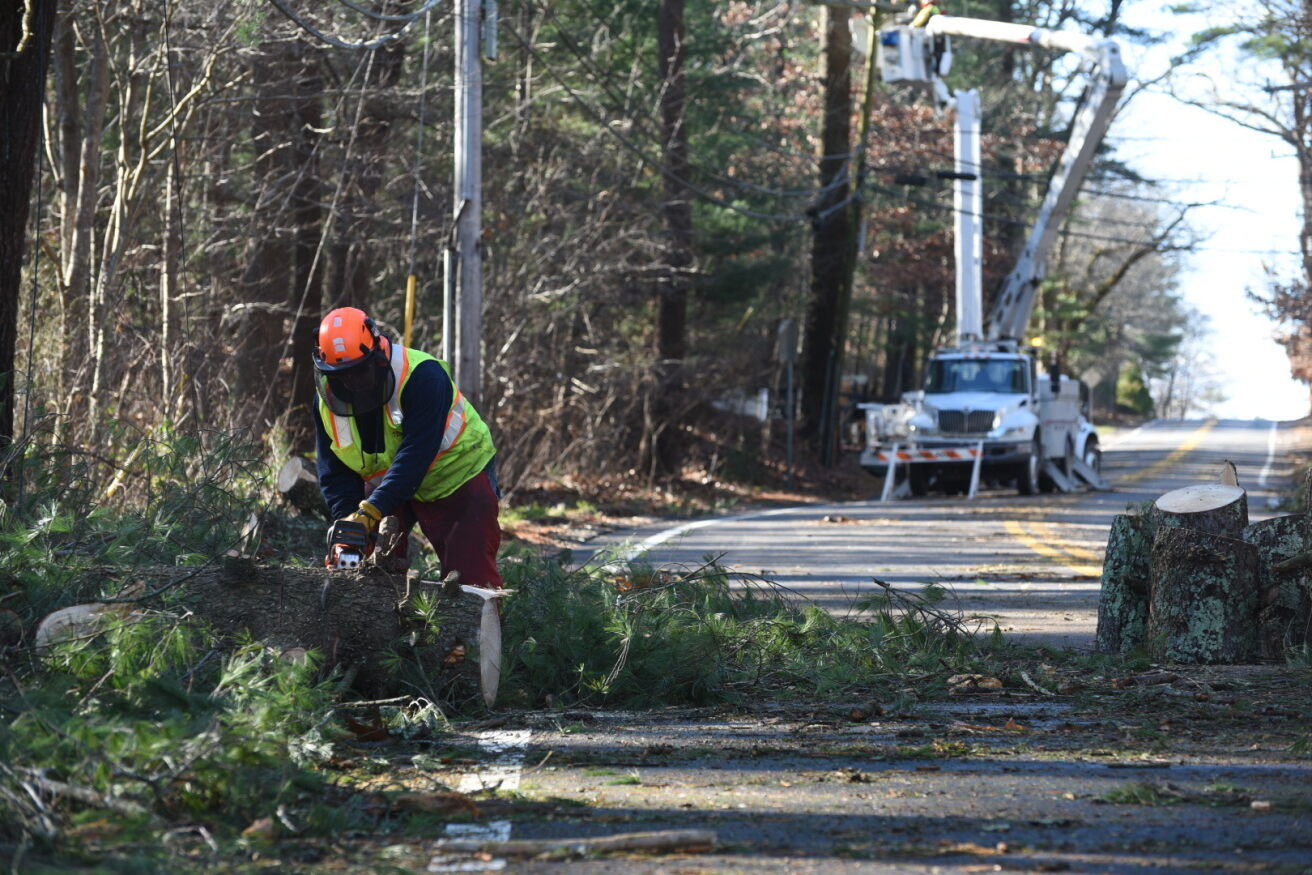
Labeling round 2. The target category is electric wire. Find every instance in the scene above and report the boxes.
[334,0,434,24]
[866,181,1300,255]
[268,0,442,51]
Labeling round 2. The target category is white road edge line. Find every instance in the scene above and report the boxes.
[602,504,850,570]
[1257,421,1278,489]
[428,729,532,873]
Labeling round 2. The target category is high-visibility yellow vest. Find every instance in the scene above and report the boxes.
[318,345,495,501]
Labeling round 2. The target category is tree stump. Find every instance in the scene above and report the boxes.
[1243,514,1312,659]
[1148,527,1260,664]
[278,456,329,519]
[1094,514,1154,653]
[1153,483,1248,538]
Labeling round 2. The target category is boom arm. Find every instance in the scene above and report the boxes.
[885,14,1128,343]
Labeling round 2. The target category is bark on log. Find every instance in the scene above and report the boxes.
[1243,514,1312,659]
[1148,527,1259,664]
[278,456,329,518]
[1095,514,1154,653]
[1153,484,1248,538]
[180,561,483,701]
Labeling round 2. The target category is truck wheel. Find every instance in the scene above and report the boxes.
[908,467,930,496]
[1017,436,1041,496]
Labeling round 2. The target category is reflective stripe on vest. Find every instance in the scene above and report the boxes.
[330,340,410,447]
[436,393,470,463]
[363,393,467,486]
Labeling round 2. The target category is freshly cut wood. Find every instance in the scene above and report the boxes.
[34,603,143,652]
[1243,514,1312,659]
[1148,526,1259,664]
[277,456,329,518]
[1095,514,1154,653]
[433,829,718,857]
[1153,483,1248,539]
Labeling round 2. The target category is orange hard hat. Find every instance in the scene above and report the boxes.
[315,307,386,371]
[313,307,396,414]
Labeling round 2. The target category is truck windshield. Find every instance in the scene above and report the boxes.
[925,359,1027,394]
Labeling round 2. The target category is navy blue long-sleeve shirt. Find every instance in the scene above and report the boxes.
[315,358,452,520]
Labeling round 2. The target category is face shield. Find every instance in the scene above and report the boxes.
[314,343,395,416]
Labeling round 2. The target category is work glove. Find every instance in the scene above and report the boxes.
[344,500,383,536]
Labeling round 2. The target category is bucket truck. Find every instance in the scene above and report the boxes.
[858,8,1122,498]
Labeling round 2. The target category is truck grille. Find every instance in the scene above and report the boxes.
[937,410,994,434]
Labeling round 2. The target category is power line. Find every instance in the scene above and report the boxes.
[268,0,442,51]
[867,182,1300,256]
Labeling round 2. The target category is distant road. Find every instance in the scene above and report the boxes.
[580,419,1298,649]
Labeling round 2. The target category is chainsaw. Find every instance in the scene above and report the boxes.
[325,519,372,569]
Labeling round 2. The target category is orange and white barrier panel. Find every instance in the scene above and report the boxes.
[874,446,981,463]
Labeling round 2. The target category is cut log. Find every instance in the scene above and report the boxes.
[1148,526,1259,664]
[171,562,484,700]
[34,603,144,652]
[1095,514,1154,653]
[1153,483,1248,539]
[1243,514,1312,659]
[277,456,329,518]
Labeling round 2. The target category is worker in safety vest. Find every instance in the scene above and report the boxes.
[312,306,501,588]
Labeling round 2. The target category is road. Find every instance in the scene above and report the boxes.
[415,418,1312,875]
[580,418,1297,649]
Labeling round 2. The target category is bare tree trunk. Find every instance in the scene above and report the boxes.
[88,10,152,431]
[286,45,325,453]
[0,0,57,466]
[800,6,851,460]
[326,43,405,306]
[160,154,181,403]
[234,39,300,432]
[644,0,691,477]
[53,14,109,431]
[1094,514,1154,653]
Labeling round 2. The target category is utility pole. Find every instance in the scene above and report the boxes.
[450,0,483,405]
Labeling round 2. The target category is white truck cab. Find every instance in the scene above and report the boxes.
[860,345,1102,496]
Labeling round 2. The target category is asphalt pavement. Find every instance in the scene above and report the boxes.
[574,418,1296,649]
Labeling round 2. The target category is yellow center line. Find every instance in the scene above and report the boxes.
[1025,519,1102,562]
[1004,519,1102,577]
[1116,418,1218,485]
[1003,419,1219,576]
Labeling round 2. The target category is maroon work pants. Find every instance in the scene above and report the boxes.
[380,471,502,589]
